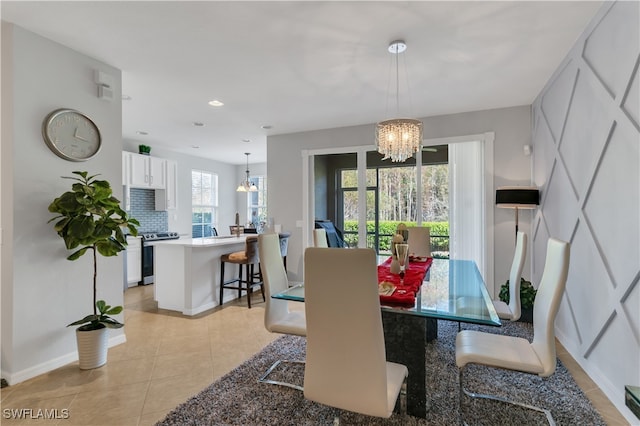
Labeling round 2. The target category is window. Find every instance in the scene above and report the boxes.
[192,170,218,238]
[247,175,267,232]
[336,148,449,256]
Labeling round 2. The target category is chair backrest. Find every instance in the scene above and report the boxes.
[303,247,389,417]
[507,231,527,320]
[258,234,295,333]
[229,225,245,234]
[407,226,431,257]
[244,235,260,263]
[314,220,346,247]
[313,228,328,247]
[531,238,570,377]
[278,232,291,257]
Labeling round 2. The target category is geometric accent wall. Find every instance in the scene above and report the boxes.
[531,2,639,421]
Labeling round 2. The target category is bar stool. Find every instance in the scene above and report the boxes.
[219,236,265,308]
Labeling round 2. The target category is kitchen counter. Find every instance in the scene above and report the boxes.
[152,236,252,315]
[146,235,249,247]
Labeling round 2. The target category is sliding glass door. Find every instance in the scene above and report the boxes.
[303,131,494,291]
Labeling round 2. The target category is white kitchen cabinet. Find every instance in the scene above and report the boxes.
[129,153,166,189]
[155,159,178,210]
[126,236,142,286]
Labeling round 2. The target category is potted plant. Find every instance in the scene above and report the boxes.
[138,144,151,155]
[499,277,537,322]
[48,171,139,369]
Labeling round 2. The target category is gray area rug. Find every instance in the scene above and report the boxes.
[156,320,604,425]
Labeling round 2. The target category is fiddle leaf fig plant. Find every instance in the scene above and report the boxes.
[499,277,537,309]
[48,171,139,331]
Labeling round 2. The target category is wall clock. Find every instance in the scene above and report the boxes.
[42,108,102,161]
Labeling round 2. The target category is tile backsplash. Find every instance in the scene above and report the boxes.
[128,188,168,232]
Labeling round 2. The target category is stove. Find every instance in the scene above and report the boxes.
[139,231,180,285]
[140,231,180,241]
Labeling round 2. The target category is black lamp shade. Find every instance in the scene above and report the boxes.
[496,187,539,208]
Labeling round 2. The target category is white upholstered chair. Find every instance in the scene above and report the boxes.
[313,228,328,247]
[303,247,408,419]
[256,233,306,391]
[407,226,431,257]
[456,238,570,425]
[492,231,527,321]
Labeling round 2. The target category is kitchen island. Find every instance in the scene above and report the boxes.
[149,236,250,315]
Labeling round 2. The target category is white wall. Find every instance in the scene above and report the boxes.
[267,105,533,285]
[531,2,639,422]
[1,24,125,383]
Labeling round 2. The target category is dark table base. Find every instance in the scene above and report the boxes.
[382,311,437,419]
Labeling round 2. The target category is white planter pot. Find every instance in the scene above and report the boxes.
[75,326,108,369]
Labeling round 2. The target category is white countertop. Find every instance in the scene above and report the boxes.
[147,235,249,247]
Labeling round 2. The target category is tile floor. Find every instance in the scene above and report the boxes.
[0,285,629,425]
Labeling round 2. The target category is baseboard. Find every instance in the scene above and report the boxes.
[184,301,217,316]
[556,329,637,424]
[1,334,126,386]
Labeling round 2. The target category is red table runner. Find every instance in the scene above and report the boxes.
[378,256,433,306]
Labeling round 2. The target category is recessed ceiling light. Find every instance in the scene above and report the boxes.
[191,145,200,149]
[193,122,205,127]
[242,139,251,143]
[136,131,148,136]
[261,125,272,129]
[122,95,132,101]
[208,100,224,107]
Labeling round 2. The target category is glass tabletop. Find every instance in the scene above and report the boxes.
[274,258,501,327]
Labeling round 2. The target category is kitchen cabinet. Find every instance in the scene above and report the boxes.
[129,153,166,189]
[126,236,142,286]
[155,159,178,210]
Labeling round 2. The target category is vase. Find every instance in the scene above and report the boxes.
[75,326,108,369]
[390,256,401,274]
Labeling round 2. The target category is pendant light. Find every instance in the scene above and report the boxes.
[376,40,423,162]
[237,152,258,192]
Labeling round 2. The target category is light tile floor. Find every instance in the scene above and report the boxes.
[0,285,629,425]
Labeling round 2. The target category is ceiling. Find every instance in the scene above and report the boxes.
[1,1,602,165]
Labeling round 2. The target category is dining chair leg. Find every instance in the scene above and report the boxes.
[458,366,556,425]
[257,359,305,391]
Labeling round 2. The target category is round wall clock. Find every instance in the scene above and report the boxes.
[42,108,102,161]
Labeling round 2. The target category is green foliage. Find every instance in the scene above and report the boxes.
[48,171,139,330]
[499,277,537,309]
[342,220,449,255]
[138,144,151,154]
[67,300,124,331]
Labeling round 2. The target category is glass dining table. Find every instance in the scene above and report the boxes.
[272,258,500,419]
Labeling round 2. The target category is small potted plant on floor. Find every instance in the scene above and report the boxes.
[48,171,139,369]
[499,277,537,323]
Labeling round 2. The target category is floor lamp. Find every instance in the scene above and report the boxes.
[496,186,539,243]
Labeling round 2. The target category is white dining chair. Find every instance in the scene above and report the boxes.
[256,233,306,391]
[407,226,431,257]
[313,228,328,247]
[455,237,570,425]
[303,247,407,420]
[492,231,527,321]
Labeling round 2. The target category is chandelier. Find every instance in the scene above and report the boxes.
[376,40,423,162]
[236,152,258,192]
